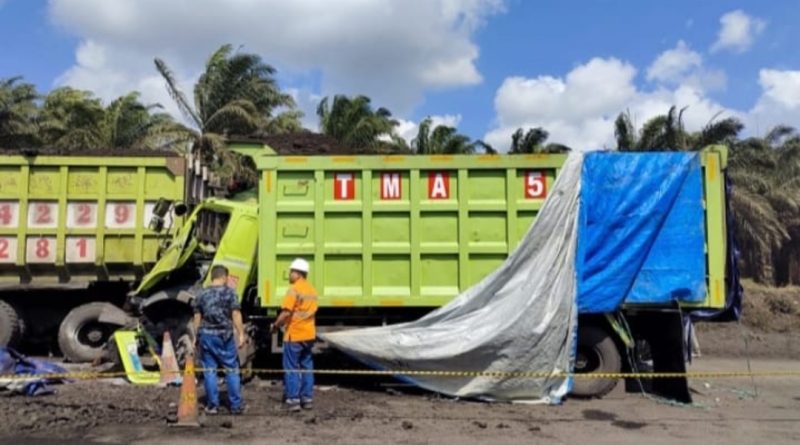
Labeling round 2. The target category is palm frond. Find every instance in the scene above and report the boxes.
[613,111,636,151]
[154,58,202,128]
[697,117,743,148]
[203,99,261,134]
[765,125,796,147]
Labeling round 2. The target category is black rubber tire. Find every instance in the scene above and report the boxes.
[58,302,118,363]
[571,325,622,398]
[0,299,21,348]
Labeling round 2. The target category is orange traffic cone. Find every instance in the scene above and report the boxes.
[173,352,200,427]
[160,332,182,386]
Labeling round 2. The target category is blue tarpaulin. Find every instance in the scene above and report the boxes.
[576,152,707,313]
[0,347,68,396]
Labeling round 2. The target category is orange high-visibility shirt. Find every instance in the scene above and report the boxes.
[281,278,318,342]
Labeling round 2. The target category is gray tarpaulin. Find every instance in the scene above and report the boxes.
[321,154,583,403]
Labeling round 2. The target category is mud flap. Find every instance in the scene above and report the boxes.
[627,308,692,404]
[114,330,160,385]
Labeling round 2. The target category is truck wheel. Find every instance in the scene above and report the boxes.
[58,303,118,363]
[571,325,622,398]
[0,299,22,347]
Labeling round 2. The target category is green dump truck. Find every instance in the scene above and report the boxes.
[0,151,190,361]
[121,141,736,398]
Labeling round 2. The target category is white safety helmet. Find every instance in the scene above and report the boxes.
[289,258,310,274]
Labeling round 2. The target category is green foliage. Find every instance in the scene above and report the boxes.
[412,117,480,154]
[155,44,303,187]
[509,127,571,154]
[317,95,399,150]
[0,77,39,149]
[0,78,190,151]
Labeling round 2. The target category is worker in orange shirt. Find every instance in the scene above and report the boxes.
[271,258,318,412]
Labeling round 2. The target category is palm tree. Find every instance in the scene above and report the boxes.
[36,88,190,152]
[155,44,302,186]
[509,127,571,154]
[615,106,743,151]
[38,87,106,150]
[508,127,572,154]
[317,95,399,150]
[690,115,744,148]
[729,128,800,285]
[100,92,192,150]
[156,44,298,136]
[473,140,497,154]
[616,106,687,150]
[0,77,39,149]
[412,117,476,154]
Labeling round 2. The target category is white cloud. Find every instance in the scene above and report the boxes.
[710,10,766,54]
[54,40,196,122]
[485,48,800,152]
[285,88,324,131]
[647,41,701,84]
[495,58,637,126]
[48,0,505,121]
[647,40,726,92]
[748,69,800,133]
[484,55,739,151]
[757,70,800,109]
[485,58,641,150]
[396,114,463,143]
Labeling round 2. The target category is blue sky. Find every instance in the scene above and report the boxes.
[2,1,799,150]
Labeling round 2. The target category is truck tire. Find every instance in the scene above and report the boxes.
[571,325,622,398]
[58,302,118,363]
[0,299,22,347]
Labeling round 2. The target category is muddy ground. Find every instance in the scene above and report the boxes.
[3,280,799,444]
[1,353,799,444]
[0,357,797,445]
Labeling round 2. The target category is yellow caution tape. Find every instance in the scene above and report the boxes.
[2,368,800,382]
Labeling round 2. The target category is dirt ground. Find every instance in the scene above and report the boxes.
[1,352,799,444]
[2,280,799,444]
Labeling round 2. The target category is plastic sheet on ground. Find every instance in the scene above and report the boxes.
[0,347,68,396]
[321,154,585,403]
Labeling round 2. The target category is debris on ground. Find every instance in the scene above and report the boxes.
[0,348,68,396]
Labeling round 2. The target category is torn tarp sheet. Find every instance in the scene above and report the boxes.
[322,154,584,403]
[0,347,68,396]
[321,151,710,403]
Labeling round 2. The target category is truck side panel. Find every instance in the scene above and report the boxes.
[0,155,185,286]
[258,154,564,307]
[257,152,728,311]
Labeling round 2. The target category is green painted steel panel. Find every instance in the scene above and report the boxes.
[257,153,564,308]
[0,154,186,286]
